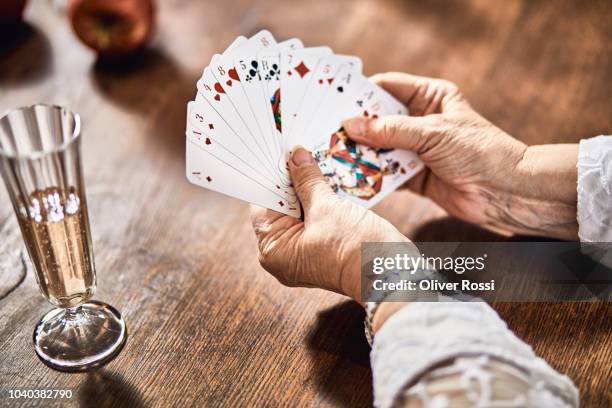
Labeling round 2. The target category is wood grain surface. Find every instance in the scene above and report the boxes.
[0,0,610,406]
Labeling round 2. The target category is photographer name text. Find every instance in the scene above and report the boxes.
[372,279,495,292]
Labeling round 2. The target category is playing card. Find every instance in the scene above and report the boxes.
[233,39,304,176]
[196,65,278,177]
[186,138,301,217]
[299,63,369,152]
[278,47,333,146]
[311,80,424,208]
[209,30,282,180]
[256,39,305,179]
[283,55,362,152]
[186,100,297,203]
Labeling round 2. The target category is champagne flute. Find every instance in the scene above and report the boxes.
[0,104,127,372]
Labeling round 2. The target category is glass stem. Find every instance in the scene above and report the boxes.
[65,305,83,321]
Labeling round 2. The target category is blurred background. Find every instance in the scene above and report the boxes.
[1,1,610,406]
[2,0,610,144]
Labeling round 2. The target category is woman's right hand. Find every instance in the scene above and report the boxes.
[342,73,579,240]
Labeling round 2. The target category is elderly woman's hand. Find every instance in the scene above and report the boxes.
[250,148,410,300]
[342,73,579,240]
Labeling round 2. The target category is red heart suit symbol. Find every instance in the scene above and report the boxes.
[228,68,240,81]
[214,82,225,94]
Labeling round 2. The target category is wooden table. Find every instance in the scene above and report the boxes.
[1,0,610,406]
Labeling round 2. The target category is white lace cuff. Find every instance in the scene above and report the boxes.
[370,300,578,407]
[577,135,612,242]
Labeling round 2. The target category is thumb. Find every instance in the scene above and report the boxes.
[288,147,335,214]
[342,114,436,154]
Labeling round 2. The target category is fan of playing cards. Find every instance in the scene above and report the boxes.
[186,30,424,217]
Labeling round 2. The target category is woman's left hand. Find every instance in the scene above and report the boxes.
[250,147,411,301]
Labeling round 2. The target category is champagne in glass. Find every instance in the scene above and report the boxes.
[18,186,95,308]
[0,104,127,372]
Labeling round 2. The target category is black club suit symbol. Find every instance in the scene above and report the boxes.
[265,63,280,81]
[246,60,259,82]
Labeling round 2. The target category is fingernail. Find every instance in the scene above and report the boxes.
[342,117,366,137]
[291,146,314,167]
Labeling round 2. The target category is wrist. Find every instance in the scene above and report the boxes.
[344,231,414,302]
[372,302,410,334]
[516,144,579,204]
[341,256,363,302]
[489,144,579,240]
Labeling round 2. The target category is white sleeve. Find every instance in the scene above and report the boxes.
[577,135,612,267]
[370,300,579,408]
[577,135,612,242]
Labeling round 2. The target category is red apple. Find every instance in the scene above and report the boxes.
[68,0,155,57]
[0,0,27,23]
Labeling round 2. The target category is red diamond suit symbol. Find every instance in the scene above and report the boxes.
[293,61,310,78]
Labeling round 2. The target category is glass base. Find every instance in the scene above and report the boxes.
[33,301,127,372]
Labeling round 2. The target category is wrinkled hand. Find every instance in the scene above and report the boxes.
[342,73,578,240]
[250,148,409,301]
